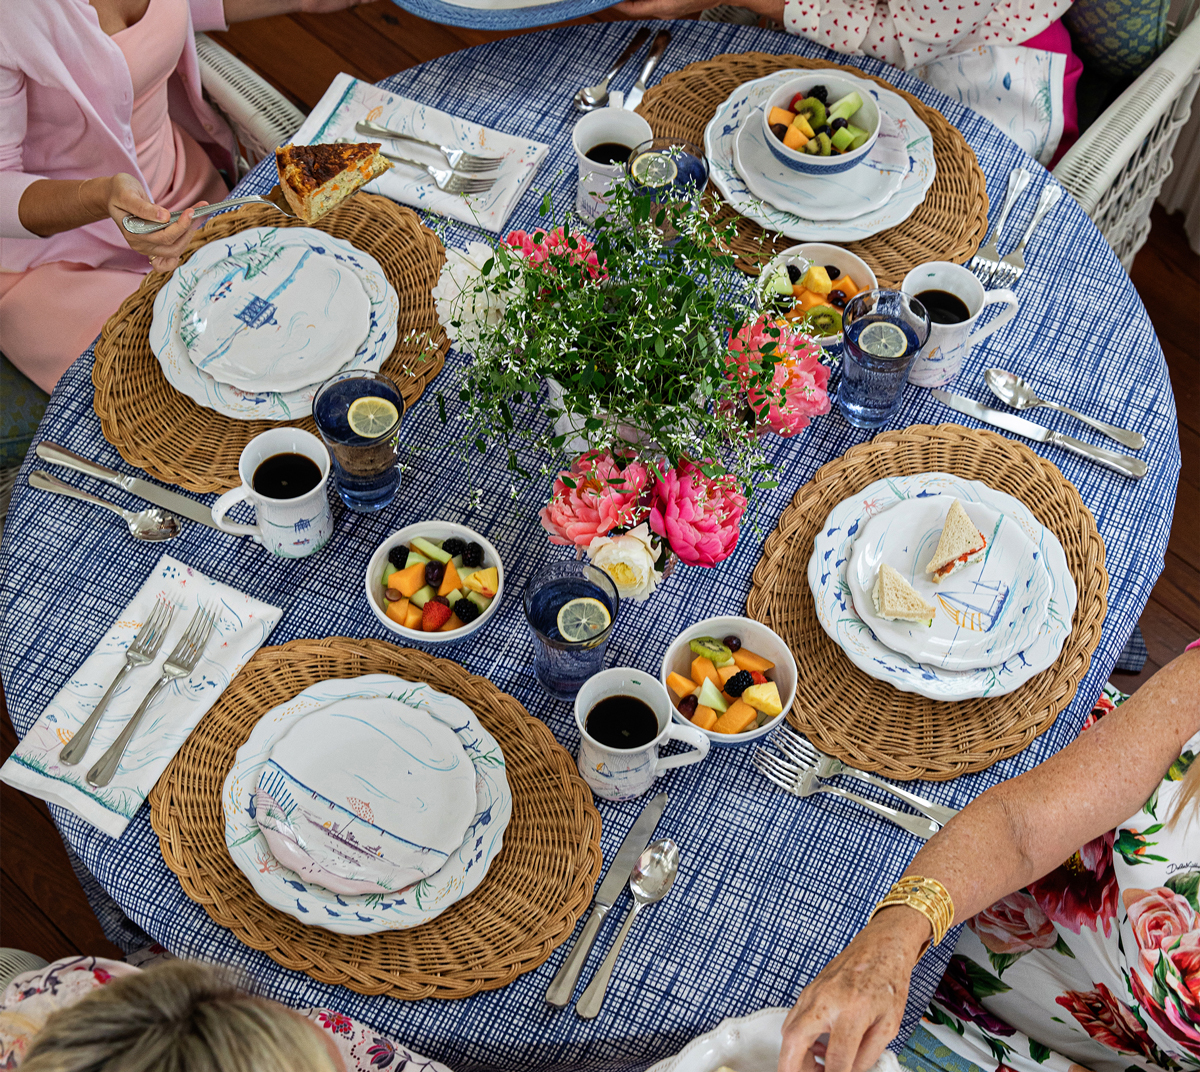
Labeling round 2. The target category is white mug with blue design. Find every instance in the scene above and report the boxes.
[211,428,333,558]
[574,667,709,802]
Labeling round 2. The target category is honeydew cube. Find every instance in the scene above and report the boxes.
[411,537,452,564]
[409,584,437,608]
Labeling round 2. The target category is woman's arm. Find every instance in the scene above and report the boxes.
[613,0,784,19]
[221,0,372,21]
[777,647,1200,1072]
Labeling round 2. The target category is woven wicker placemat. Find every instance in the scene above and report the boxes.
[93,195,448,493]
[148,637,602,1000]
[746,424,1108,781]
[637,53,989,284]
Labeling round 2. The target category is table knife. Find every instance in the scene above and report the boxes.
[931,391,1148,480]
[624,31,670,112]
[545,791,667,1007]
[35,442,222,529]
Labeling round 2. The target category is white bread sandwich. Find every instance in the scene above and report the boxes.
[872,563,937,626]
[924,499,987,583]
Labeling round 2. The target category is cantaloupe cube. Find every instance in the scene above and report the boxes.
[438,560,462,597]
[783,125,808,151]
[713,699,758,734]
[440,613,465,632]
[385,597,410,625]
[833,275,861,300]
[691,705,718,731]
[403,603,422,630]
[690,656,721,690]
[717,664,742,685]
[667,672,698,700]
[392,561,427,598]
[791,288,827,313]
[732,648,775,673]
[742,681,783,716]
[768,106,796,128]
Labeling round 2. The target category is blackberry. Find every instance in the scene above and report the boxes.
[387,545,408,569]
[786,263,802,284]
[810,84,829,105]
[461,541,485,567]
[453,599,481,625]
[442,537,466,558]
[724,670,754,697]
[425,561,445,587]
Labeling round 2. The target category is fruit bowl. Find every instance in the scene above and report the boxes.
[755,243,878,348]
[365,521,504,645]
[659,616,798,748]
[760,72,880,176]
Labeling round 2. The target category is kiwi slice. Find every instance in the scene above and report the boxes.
[796,96,827,129]
[805,305,843,337]
[689,636,734,666]
[817,132,833,157]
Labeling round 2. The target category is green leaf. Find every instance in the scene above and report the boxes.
[1165,870,1200,912]
[539,192,551,215]
[927,1005,964,1035]
[985,950,1024,976]
[1166,750,1195,781]
[985,1035,1013,1062]
[1115,827,1168,865]
[959,958,1012,998]
[437,392,447,424]
[1029,1041,1052,1064]
[1052,934,1076,958]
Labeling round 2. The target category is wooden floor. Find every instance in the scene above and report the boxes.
[1,3,1197,962]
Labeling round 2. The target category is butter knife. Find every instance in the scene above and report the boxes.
[624,31,670,112]
[35,442,222,529]
[931,391,1148,479]
[545,791,667,1007]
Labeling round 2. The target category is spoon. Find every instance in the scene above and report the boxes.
[30,471,182,541]
[575,838,679,1019]
[984,369,1145,450]
[575,27,651,112]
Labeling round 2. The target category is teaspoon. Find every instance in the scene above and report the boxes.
[984,369,1145,450]
[574,28,651,112]
[30,471,182,541]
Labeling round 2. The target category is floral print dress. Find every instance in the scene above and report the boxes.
[905,685,1200,1072]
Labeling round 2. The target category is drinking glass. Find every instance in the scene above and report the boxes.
[626,138,709,204]
[313,370,403,512]
[837,288,931,429]
[523,560,620,701]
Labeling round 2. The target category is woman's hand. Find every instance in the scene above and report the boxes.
[95,174,207,272]
[777,908,929,1072]
[613,0,714,17]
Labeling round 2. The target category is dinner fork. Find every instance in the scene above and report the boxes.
[753,749,940,840]
[336,139,496,197]
[967,167,1030,285]
[122,184,299,235]
[59,598,174,766]
[86,606,216,788]
[355,119,502,174]
[772,725,959,827]
[986,183,1064,289]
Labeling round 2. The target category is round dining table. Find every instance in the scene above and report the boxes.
[0,18,1181,1072]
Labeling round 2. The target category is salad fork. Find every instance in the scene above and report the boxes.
[986,183,1064,289]
[355,119,502,174]
[122,184,299,235]
[86,606,216,788]
[59,598,174,766]
[967,167,1030,285]
[772,725,959,826]
[337,139,496,197]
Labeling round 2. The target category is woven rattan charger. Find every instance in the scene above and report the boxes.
[149,638,602,1000]
[746,424,1108,781]
[636,53,989,284]
[93,195,449,494]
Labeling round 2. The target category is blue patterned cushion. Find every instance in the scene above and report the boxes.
[0,352,50,470]
[1065,0,1170,80]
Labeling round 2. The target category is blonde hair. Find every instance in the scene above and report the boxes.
[21,960,338,1072]
[1168,757,1200,830]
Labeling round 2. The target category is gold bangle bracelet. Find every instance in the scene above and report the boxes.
[868,876,954,947]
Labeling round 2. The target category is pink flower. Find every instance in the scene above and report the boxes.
[1028,831,1119,936]
[316,1010,355,1036]
[649,460,746,568]
[539,450,650,549]
[1132,929,1200,1056]
[967,890,1058,955]
[505,227,603,278]
[1055,983,1159,1058]
[1128,887,1197,979]
[726,317,831,437]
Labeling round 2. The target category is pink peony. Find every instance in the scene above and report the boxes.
[1131,930,1200,1055]
[1028,831,1119,937]
[648,460,746,568]
[505,227,603,278]
[726,317,830,437]
[1055,983,1160,1059]
[539,450,650,549]
[1128,887,1197,980]
[968,890,1058,955]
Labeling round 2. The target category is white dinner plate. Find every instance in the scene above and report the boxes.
[733,104,907,222]
[223,674,511,935]
[151,227,399,421]
[254,696,478,895]
[180,242,371,393]
[704,72,936,243]
[846,495,1053,670]
[807,473,1076,701]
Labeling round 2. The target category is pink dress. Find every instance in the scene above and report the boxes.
[0,0,228,394]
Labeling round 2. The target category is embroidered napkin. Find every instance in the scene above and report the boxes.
[0,555,282,838]
[293,72,550,233]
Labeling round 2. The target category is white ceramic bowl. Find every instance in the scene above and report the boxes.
[365,521,504,644]
[659,616,798,748]
[755,242,879,348]
[760,72,881,175]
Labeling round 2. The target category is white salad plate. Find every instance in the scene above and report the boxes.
[807,473,1076,701]
[846,495,1053,671]
[151,227,399,421]
[180,242,372,393]
[254,696,478,896]
[704,72,936,243]
[732,103,907,222]
[223,674,511,935]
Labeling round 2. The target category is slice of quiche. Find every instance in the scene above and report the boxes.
[274,142,392,223]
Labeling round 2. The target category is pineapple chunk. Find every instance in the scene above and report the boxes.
[800,265,833,296]
[742,682,783,717]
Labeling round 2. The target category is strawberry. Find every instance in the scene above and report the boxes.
[422,596,452,632]
[750,670,769,685]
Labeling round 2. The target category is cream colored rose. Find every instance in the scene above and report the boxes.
[586,523,662,601]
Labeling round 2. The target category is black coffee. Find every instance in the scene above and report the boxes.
[585,142,633,166]
[917,288,972,325]
[586,695,659,750]
[253,452,321,499]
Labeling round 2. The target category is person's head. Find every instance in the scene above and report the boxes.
[21,960,342,1072]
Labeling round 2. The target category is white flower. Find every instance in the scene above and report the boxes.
[585,522,662,601]
[430,242,519,355]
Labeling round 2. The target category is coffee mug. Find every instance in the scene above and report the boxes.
[574,667,709,801]
[901,261,1019,387]
[211,428,334,558]
[572,108,654,220]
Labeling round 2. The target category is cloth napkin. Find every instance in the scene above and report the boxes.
[0,555,282,838]
[294,72,550,233]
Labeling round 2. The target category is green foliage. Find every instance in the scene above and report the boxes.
[1165,869,1200,912]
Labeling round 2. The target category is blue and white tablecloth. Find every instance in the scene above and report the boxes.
[0,20,1180,1072]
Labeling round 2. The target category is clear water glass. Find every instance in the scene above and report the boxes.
[312,370,403,512]
[627,138,709,205]
[838,288,931,430]
[523,560,620,701]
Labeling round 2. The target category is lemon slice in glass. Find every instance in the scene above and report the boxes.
[856,321,909,358]
[347,396,399,438]
[556,597,611,642]
[630,151,678,188]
